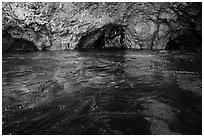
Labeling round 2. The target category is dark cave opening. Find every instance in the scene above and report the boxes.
[166,19,202,52]
[8,38,38,52]
[166,32,202,51]
[75,23,126,50]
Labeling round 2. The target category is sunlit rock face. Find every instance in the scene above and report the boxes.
[2,2,202,51]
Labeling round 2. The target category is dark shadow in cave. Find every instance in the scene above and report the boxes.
[166,21,202,52]
[75,23,126,50]
[7,38,38,52]
[166,34,202,52]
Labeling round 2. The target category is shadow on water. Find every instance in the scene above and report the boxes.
[2,50,202,135]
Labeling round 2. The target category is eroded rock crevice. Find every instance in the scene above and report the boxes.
[76,23,126,49]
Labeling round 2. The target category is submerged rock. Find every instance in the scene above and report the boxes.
[2,2,202,51]
[27,80,64,108]
[142,99,181,135]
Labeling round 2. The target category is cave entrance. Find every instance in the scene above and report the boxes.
[75,23,126,50]
[8,38,38,52]
[166,34,202,51]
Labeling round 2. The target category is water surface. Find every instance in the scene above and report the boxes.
[2,50,202,135]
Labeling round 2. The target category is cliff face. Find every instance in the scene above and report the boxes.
[2,2,202,51]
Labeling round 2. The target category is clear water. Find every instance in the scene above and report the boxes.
[2,50,202,135]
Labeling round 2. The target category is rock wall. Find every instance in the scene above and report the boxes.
[2,2,202,51]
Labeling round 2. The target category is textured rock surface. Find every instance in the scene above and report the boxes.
[2,2,202,51]
[75,23,126,49]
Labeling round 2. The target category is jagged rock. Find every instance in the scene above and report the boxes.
[169,21,180,31]
[2,2,202,51]
[158,9,178,22]
[152,23,171,49]
[75,27,104,49]
[141,40,154,50]
[76,23,125,49]
[153,35,171,50]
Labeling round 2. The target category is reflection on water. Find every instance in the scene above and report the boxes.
[2,50,202,135]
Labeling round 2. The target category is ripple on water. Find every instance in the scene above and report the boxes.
[2,50,202,135]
